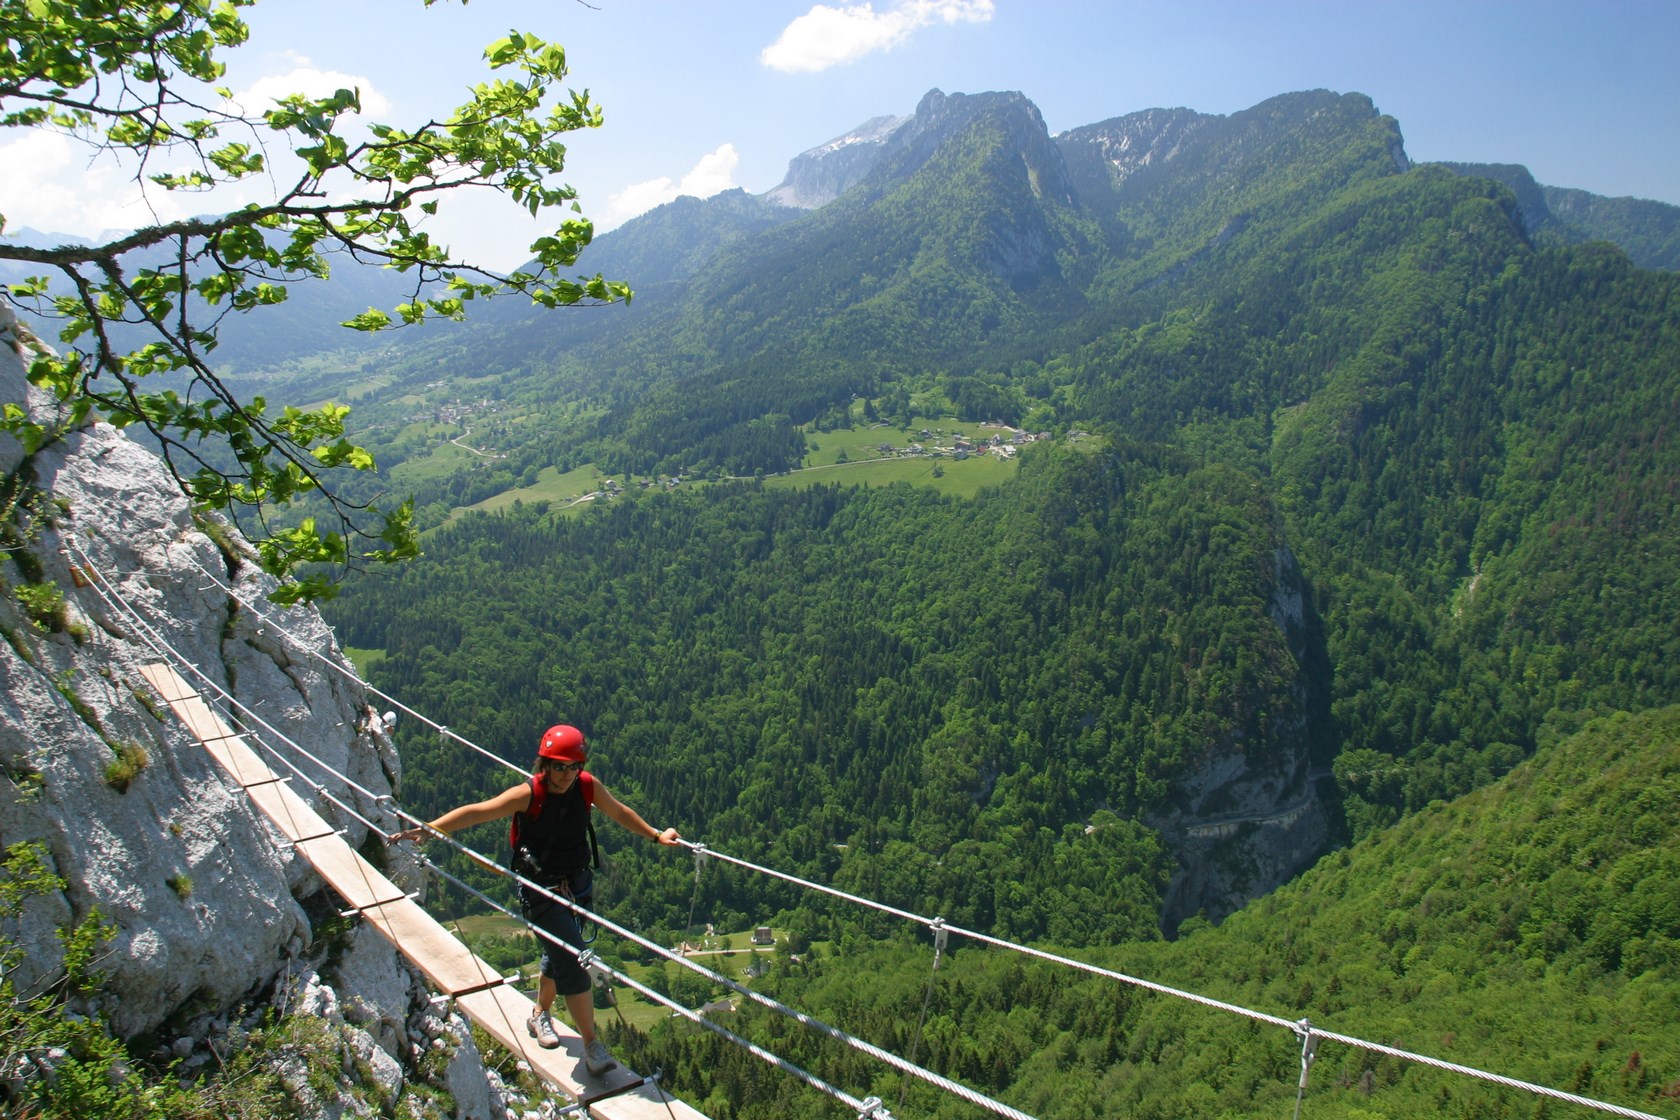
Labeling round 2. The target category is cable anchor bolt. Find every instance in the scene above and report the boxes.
[929,917,949,970]
[1291,1017,1320,1120]
[1293,1017,1319,1086]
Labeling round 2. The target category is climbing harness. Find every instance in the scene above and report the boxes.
[551,875,598,948]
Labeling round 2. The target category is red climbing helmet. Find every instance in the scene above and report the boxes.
[537,724,587,762]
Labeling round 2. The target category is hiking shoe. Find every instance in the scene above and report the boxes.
[584,1038,617,1076]
[527,1009,561,1050]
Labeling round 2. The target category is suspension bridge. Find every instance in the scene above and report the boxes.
[64,535,1674,1120]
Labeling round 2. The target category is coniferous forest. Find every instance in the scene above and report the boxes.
[315,89,1680,1118]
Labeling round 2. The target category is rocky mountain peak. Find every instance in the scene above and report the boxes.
[761,89,1076,216]
[869,88,1071,199]
[1057,105,1214,191]
[762,113,910,209]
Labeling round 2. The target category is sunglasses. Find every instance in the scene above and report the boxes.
[544,759,585,773]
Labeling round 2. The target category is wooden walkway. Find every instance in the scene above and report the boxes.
[139,663,707,1120]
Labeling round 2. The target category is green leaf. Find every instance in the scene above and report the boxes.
[343,308,393,332]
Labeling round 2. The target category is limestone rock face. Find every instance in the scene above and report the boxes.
[762,113,909,210]
[1060,106,1213,191]
[0,306,498,1113]
[1146,544,1330,934]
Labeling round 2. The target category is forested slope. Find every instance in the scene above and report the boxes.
[1438,161,1680,271]
[1039,155,1680,833]
[332,442,1326,942]
[315,83,1680,1115]
[629,706,1680,1120]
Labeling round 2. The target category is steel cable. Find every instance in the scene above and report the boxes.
[174,552,1679,1120]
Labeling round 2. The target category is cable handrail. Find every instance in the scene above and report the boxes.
[76,546,391,814]
[681,842,1675,1120]
[185,555,530,780]
[167,548,1677,1120]
[94,545,1022,1119]
[421,857,893,1120]
[400,808,1035,1120]
[679,840,1298,1027]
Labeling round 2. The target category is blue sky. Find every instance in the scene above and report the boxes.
[4,0,1677,270]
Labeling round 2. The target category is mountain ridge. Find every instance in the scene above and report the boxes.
[762,112,910,209]
[318,81,1680,948]
[1438,159,1680,270]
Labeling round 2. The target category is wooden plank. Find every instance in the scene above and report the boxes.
[137,664,276,786]
[454,987,708,1119]
[456,983,547,1062]
[570,1065,712,1119]
[168,692,242,749]
[293,835,408,911]
[136,662,196,703]
[244,781,338,843]
[358,898,508,996]
[196,730,278,788]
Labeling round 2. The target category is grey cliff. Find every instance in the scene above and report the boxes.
[0,304,501,1117]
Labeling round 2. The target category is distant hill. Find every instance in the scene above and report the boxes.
[1439,160,1680,270]
[426,187,805,373]
[0,223,413,374]
[352,88,1680,482]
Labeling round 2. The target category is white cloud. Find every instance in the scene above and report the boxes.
[227,53,393,118]
[761,0,994,73]
[681,145,744,197]
[600,144,741,229]
[0,55,393,241]
[0,130,202,238]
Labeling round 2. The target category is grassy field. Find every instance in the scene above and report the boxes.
[803,417,1018,466]
[386,426,488,486]
[342,645,386,677]
[610,929,784,1031]
[247,352,396,410]
[437,417,1029,519]
[341,398,1083,535]
[459,465,619,515]
[443,913,785,1032]
[447,912,528,939]
[296,373,396,409]
[765,452,1018,498]
[780,415,1027,495]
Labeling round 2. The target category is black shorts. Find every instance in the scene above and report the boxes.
[519,867,593,996]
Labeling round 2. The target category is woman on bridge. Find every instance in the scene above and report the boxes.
[395,724,680,1076]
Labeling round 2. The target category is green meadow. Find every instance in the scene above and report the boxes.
[438,417,1033,517]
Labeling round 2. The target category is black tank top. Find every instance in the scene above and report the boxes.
[511,773,592,883]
